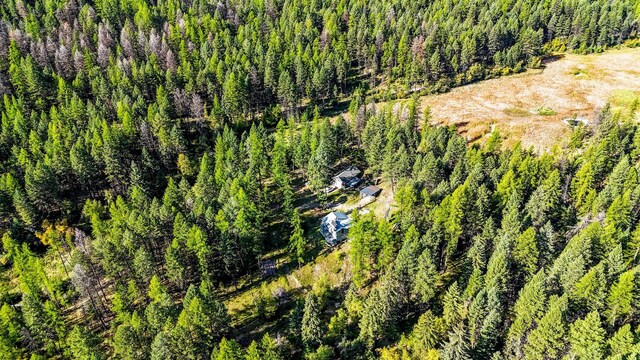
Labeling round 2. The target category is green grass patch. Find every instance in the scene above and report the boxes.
[609,89,640,109]
[609,89,640,121]
[535,107,557,116]
[570,67,589,76]
[624,38,640,48]
[343,193,361,206]
[225,243,351,328]
[504,107,531,117]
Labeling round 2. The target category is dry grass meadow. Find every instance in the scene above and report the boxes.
[414,47,640,151]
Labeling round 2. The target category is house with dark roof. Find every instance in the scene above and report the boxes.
[360,185,382,198]
[333,167,361,189]
[320,211,352,246]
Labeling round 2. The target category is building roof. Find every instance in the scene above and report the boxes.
[360,185,382,197]
[322,211,351,228]
[259,259,277,278]
[321,211,351,240]
[334,167,361,180]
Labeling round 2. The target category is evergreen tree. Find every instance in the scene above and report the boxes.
[506,271,546,358]
[568,311,606,360]
[410,310,441,357]
[289,209,306,266]
[606,269,635,326]
[513,228,539,282]
[66,326,103,360]
[212,338,244,360]
[523,295,568,360]
[302,293,323,348]
[0,0,639,356]
[608,324,634,358]
[307,139,332,196]
[0,303,23,359]
[440,326,471,360]
[150,332,175,360]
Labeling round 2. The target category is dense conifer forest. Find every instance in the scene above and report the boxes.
[1,0,640,358]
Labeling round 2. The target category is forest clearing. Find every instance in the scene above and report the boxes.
[375,47,640,151]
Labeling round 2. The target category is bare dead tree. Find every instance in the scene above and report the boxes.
[74,228,110,308]
[73,49,84,72]
[73,228,91,255]
[8,28,27,53]
[97,43,110,68]
[56,0,78,24]
[98,23,114,49]
[76,24,91,52]
[71,264,108,329]
[58,22,73,47]
[137,28,147,56]
[354,106,368,145]
[30,40,47,68]
[0,22,8,60]
[55,44,73,78]
[176,10,185,33]
[412,35,425,60]
[166,49,177,72]
[190,93,204,119]
[149,28,161,58]
[45,35,57,62]
[116,56,131,76]
[139,120,158,151]
[20,327,39,353]
[265,0,277,19]
[15,0,28,19]
[173,88,190,117]
[84,5,97,23]
[97,23,115,68]
[162,21,170,37]
[319,28,330,50]
[0,72,9,96]
[156,39,169,70]
[120,27,135,58]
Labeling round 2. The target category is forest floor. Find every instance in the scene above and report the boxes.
[377,47,640,152]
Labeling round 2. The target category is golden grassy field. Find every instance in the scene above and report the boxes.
[417,47,640,151]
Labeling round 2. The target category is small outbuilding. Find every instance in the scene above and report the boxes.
[259,259,277,278]
[360,185,382,198]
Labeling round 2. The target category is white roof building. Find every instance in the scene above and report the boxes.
[320,211,352,246]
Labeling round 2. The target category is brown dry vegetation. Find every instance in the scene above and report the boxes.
[420,47,640,151]
[366,48,640,152]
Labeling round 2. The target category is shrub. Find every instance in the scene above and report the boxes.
[536,107,557,116]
